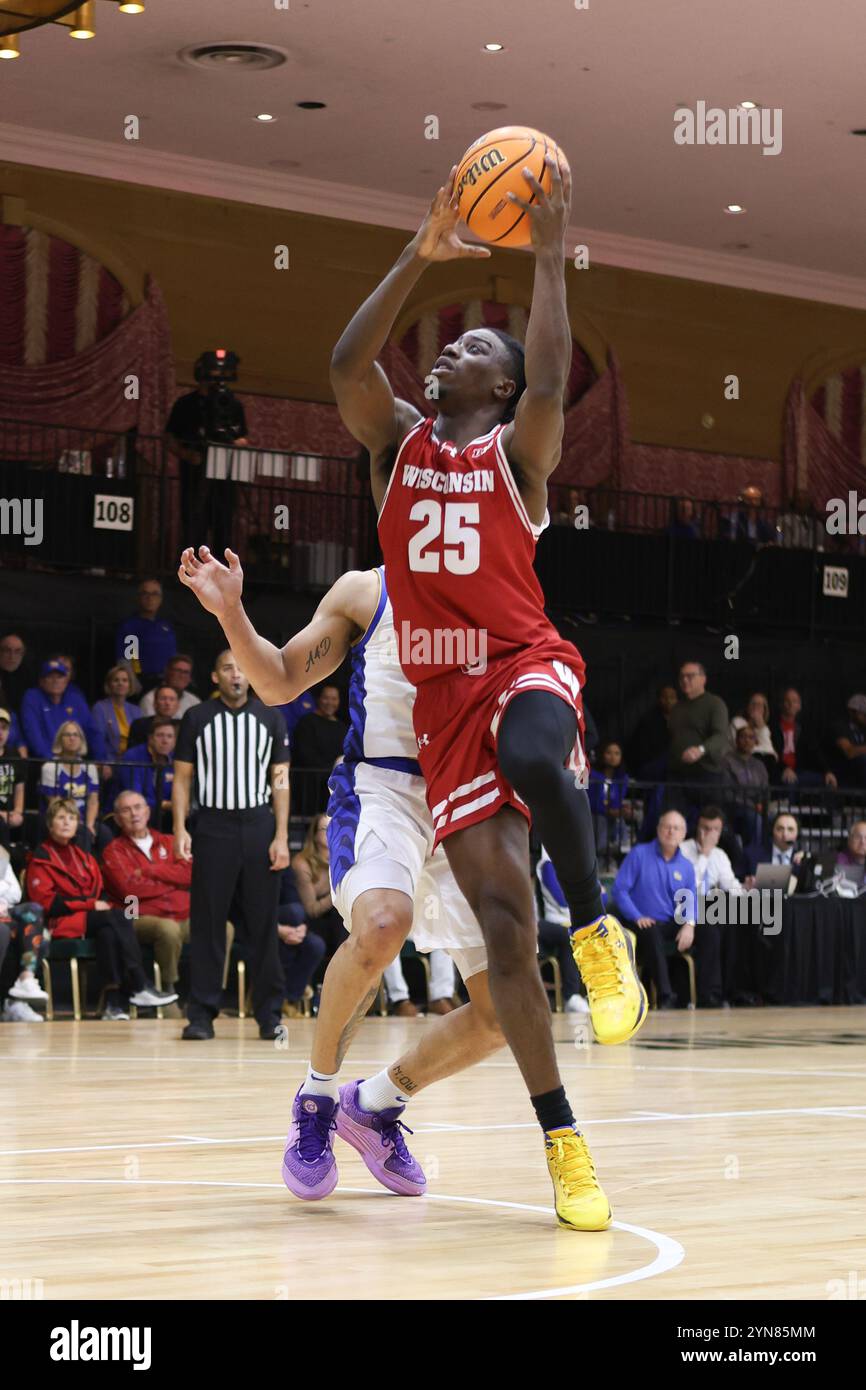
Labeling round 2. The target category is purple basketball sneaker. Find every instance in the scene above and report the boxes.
[335,1081,426,1196]
[281,1090,339,1200]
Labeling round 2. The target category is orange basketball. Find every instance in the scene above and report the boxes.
[455,126,569,249]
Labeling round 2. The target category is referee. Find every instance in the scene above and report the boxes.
[172,649,290,1040]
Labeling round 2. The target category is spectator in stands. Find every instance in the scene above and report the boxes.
[21,658,105,762]
[383,948,456,1016]
[777,490,826,551]
[588,741,630,863]
[291,685,348,815]
[667,497,700,540]
[612,809,697,1010]
[729,692,778,772]
[553,487,585,527]
[118,718,176,818]
[277,690,317,746]
[276,865,326,1018]
[0,633,32,715]
[835,821,866,872]
[138,654,200,719]
[720,485,776,544]
[55,655,88,707]
[127,685,181,749]
[680,805,741,1007]
[25,797,177,1020]
[744,812,804,885]
[102,789,211,1019]
[0,851,48,1022]
[771,687,836,789]
[39,721,100,847]
[721,725,768,846]
[0,709,25,851]
[629,684,678,778]
[292,814,348,967]
[668,661,729,792]
[535,847,590,1014]
[115,578,177,692]
[91,664,141,762]
[831,694,866,787]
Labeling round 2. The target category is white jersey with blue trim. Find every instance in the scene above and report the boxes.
[342,568,419,768]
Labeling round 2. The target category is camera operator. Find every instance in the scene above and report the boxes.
[165,349,248,556]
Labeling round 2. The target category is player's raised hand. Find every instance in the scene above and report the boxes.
[177,545,244,617]
[508,151,571,254]
[412,167,492,262]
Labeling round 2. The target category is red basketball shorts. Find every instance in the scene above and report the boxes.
[412,643,587,847]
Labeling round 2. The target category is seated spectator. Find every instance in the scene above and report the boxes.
[719,485,776,544]
[115,578,177,693]
[127,685,181,749]
[383,946,456,1016]
[667,497,700,540]
[0,632,32,716]
[55,655,89,708]
[729,692,778,772]
[835,821,866,874]
[291,686,348,815]
[771,687,837,789]
[118,719,176,818]
[101,790,220,1018]
[628,684,678,779]
[0,848,48,1022]
[612,809,699,1010]
[138,653,200,719]
[552,486,585,527]
[276,865,326,1018]
[91,664,141,761]
[292,813,348,967]
[721,725,768,846]
[777,490,826,550]
[276,690,316,746]
[588,741,630,863]
[743,812,804,885]
[0,708,25,851]
[25,797,177,1020]
[535,847,589,1014]
[831,694,866,787]
[21,657,106,762]
[679,806,741,1006]
[39,721,101,850]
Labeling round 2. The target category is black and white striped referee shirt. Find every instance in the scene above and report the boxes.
[175,697,289,811]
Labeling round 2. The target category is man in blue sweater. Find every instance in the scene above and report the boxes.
[612,809,697,1009]
[20,659,106,761]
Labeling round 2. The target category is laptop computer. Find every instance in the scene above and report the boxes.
[754,862,796,893]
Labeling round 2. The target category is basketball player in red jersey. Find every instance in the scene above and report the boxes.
[329,153,646,1229]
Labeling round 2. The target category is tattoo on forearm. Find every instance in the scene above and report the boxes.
[305,636,331,672]
[389,1063,418,1094]
[334,981,380,1068]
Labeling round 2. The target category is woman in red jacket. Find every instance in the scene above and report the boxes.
[26,798,178,1020]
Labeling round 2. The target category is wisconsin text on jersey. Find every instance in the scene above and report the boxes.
[400,463,495,493]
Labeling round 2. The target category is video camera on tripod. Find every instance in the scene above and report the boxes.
[194,349,244,444]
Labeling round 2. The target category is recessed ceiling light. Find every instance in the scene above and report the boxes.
[851,129,866,136]
[471,100,507,111]
[483,42,504,52]
[118,2,145,12]
[255,113,277,122]
[739,100,759,110]
[296,100,326,109]
[724,204,746,214]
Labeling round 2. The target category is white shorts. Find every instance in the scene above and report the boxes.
[328,761,487,980]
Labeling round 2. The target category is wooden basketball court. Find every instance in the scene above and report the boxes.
[3,1008,864,1301]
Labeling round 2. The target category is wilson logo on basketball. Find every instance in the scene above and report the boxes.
[456,147,505,196]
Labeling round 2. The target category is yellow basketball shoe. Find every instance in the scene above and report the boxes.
[571,915,648,1046]
[545,1127,611,1230]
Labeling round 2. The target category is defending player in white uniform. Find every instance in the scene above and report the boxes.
[178,546,504,1202]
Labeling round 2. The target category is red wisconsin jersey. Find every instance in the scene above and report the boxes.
[378,416,569,685]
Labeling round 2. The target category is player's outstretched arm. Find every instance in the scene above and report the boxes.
[500,153,572,501]
[178,547,368,704]
[330,167,490,505]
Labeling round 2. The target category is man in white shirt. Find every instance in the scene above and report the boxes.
[680,805,741,1007]
[138,654,201,719]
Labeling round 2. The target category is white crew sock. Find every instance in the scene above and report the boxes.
[302,1063,340,1102]
[358,1067,413,1113]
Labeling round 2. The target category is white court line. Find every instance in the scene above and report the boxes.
[2,1105,864,1159]
[10,1053,866,1080]
[0,1177,684,1301]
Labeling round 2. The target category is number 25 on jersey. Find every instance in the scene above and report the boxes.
[407,501,480,575]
